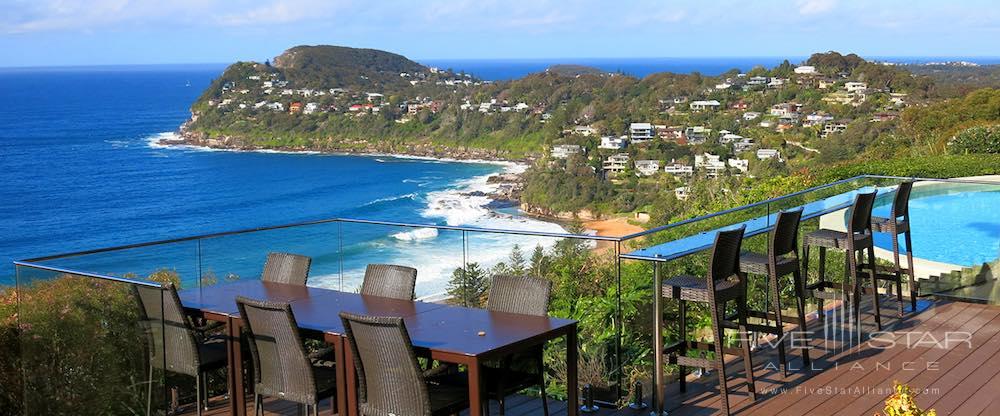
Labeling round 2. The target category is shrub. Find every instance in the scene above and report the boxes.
[947,124,1000,154]
[880,381,936,416]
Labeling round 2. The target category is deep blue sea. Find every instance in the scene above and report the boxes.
[421,56,1000,80]
[0,65,562,295]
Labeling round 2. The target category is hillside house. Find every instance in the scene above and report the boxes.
[747,76,768,86]
[664,160,694,176]
[289,102,303,114]
[303,102,319,114]
[551,144,584,159]
[794,65,817,74]
[821,120,850,138]
[770,103,801,117]
[685,126,711,144]
[689,100,721,111]
[845,82,868,93]
[674,186,690,201]
[602,153,630,174]
[743,111,761,121]
[629,123,655,141]
[730,100,750,110]
[733,137,755,153]
[695,153,726,177]
[727,158,749,173]
[756,149,782,161]
[574,125,598,136]
[635,160,662,177]
[599,136,628,150]
[719,133,743,144]
[660,126,684,141]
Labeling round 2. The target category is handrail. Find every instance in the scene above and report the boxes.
[21,216,616,263]
[12,260,161,288]
[618,175,868,240]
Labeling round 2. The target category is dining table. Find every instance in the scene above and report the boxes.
[179,279,579,416]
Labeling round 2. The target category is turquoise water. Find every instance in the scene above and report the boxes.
[873,184,1000,267]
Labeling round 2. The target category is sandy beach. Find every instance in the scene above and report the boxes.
[584,217,645,253]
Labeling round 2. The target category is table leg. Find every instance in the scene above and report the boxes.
[231,319,247,416]
[567,324,579,416]
[345,341,358,416]
[329,335,347,416]
[468,358,484,416]
[226,317,239,416]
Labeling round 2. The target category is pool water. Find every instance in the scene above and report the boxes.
[873,184,1000,267]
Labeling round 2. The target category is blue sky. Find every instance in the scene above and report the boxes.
[1,0,997,67]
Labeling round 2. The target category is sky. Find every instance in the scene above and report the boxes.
[0,0,997,67]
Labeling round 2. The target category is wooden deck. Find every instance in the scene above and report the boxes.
[187,299,1000,416]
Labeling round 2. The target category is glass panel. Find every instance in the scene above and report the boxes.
[30,240,200,290]
[15,265,170,415]
[198,221,342,289]
[336,221,467,300]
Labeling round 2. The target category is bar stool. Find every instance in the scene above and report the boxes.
[802,191,880,334]
[871,181,917,315]
[660,226,756,416]
[737,209,811,377]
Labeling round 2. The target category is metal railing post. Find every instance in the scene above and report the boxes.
[652,257,664,415]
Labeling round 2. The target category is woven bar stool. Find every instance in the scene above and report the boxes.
[737,209,811,377]
[871,181,917,316]
[661,226,756,416]
[802,191,881,334]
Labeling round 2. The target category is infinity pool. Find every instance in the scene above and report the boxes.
[873,182,1000,267]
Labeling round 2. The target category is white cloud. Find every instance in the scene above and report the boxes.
[796,0,837,15]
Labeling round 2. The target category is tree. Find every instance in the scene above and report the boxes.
[445,262,489,307]
[508,244,527,276]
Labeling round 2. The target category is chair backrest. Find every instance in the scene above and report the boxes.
[235,296,317,404]
[892,181,914,218]
[770,209,803,257]
[708,225,746,288]
[361,264,417,300]
[132,284,201,377]
[848,191,878,234]
[261,252,311,285]
[487,275,552,316]
[340,312,432,416]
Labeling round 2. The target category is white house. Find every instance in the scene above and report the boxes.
[685,126,711,144]
[756,149,782,161]
[603,153,631,174]
[573,125,598,136]
[728,158,749,173]
[743,111,761,121]
[634,160,662,177]
[629,123,655,141]
[695,153,727,177]
[689,100,721,111]
[845,82,868,93]
[719,133,743,144]
[551,144,583,159]
[770,103,801,117]
[747,76,769,86]
[303,102,319,114]
[794,65,817,75]
[733,137,755,153]
[599,136,628,150]
[664,160,694,176]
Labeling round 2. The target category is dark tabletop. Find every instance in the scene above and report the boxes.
[179,280,577,357]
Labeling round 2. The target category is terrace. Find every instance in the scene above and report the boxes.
[4,175,999,415]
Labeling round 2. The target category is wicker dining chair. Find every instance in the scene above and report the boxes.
[261,252,312,285]
[661,226,756,416]
[871,181,917,315]
[235,296,337,416]
[802,191,881,334]
[133,283,228,416]
[483,275,553,416]
[339,312,470,416]
[737,209,811,377]
[361,263,418,300]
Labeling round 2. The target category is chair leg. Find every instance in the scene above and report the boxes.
[847,248,862,342]
[737,294,757,401]
[802,244,812,314]
[710,304,731,415]
[678,299,687,393]
[904,229,918,312]
[537,353,549,416]
[866,246,882,331]
[891,232,905,318]
[792,269,811,368]
[768,270,788,377]
[253,393,261,416]
[818,246,827,317]
[195,374,203,416]
[146,362,154,416]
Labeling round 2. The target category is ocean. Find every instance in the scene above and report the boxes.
[0,65,563,296]
[420,56,1000,80]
